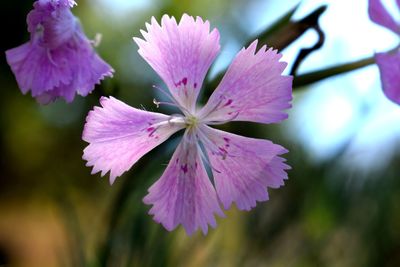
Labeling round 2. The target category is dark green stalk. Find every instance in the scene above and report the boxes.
[293,56,375,89]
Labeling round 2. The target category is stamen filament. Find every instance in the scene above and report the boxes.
[90,33,102,47]
[204,111,240,125]
[153,98,183,109]
[198,98,224,120]
[152,85,191,116]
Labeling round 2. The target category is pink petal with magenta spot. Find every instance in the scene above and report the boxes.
[134,14,220,112]
[199,125,290,211]
[199,40,292,124]
[144,133,224,235]
[82,96,183,184]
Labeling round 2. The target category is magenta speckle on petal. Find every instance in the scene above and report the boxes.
[181,164,188,173]
[174,77,188,88]
[218,147,227,153]
[223,99,233,107]
[147,127,157,137]
[182,77,187,86]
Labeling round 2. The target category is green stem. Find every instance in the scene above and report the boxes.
[293,56,375,88]
[293,46,399,88]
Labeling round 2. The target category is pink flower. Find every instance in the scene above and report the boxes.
[5,0,113,104]
[368,0,400,104]
[82,14,292,235]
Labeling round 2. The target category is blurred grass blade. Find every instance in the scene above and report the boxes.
[55,192,86,267]
[97,146,174,267]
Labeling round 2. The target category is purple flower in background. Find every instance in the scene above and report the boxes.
[368,0,400,104]
[82,14,292,235]
[5,0,113,104]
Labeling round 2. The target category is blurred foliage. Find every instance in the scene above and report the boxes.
[1,0,400,267]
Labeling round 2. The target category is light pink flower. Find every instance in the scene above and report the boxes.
[83,14,292,235]
[368,0,400,104]
[5,0,113,104]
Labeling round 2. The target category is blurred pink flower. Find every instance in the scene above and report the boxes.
[5,0,113,104]
[369,0,400,104]
[82,14,292,235]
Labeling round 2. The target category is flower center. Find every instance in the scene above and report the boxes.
[185,115,199,130]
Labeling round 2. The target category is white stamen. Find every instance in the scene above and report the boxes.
[152,85,191,116]
[151,115,186,129]
[153,98,160,108]
[91,33,102,47]
[199,98,224,120]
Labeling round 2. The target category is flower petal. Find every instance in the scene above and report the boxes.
[5,39,113,104]
[199,41,292,124]
[28,0,77,48]
[35,82,76,104]
[375,51,400,104]
[27,0,114,99]
[368,0,400,34]
[143,132,224,235]
[64,0,77,7]
[28,37,113,104]
[82,96,184,184]
[199,125,290,211]
[134,14,220,112]
[6,0,113,104]
[5,42,72,96]
[66,37,114,98]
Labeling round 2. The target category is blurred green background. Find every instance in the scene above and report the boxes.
[1,0,400,266]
